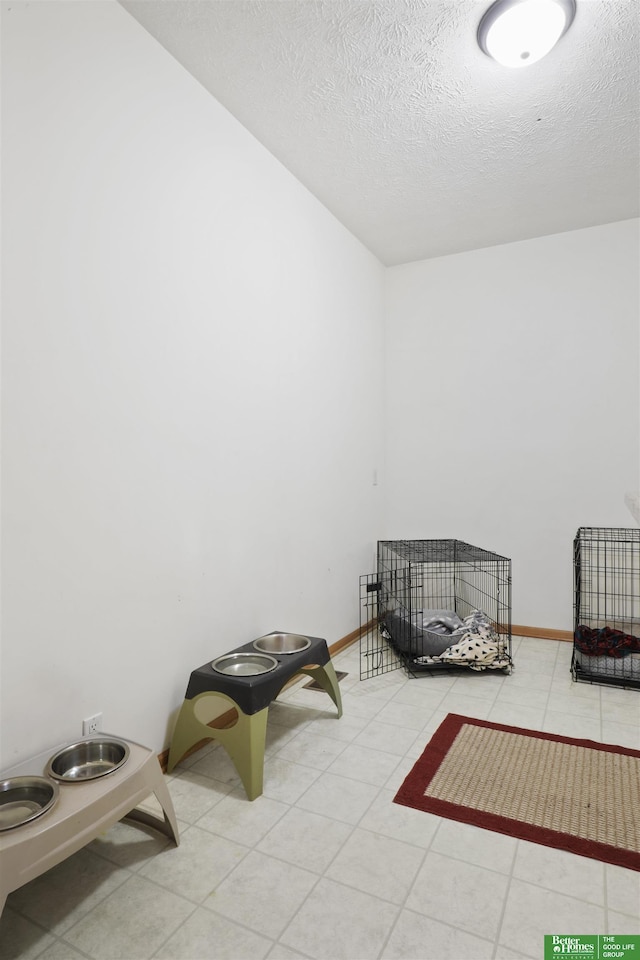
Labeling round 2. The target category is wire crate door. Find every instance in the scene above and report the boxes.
[359,573,403,680]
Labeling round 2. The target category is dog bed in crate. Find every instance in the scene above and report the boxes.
[572,643,640,687]
[572,650,640,685]
[381,608,510,672]
[381,609,466,658]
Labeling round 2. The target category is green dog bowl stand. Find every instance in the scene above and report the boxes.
[167,638,343,800]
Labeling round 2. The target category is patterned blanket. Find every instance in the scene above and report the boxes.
[574,624,640,657]
[416,610,511,671]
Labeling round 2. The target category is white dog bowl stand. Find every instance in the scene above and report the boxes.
[0,736,179,917]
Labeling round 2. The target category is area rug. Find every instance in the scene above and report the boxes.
[394,713,640,871]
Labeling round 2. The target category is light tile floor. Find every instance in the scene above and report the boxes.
[2,637,639,960]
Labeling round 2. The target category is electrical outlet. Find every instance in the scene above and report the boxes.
[82,713,102,736]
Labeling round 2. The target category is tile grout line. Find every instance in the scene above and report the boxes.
[491,834,523,960]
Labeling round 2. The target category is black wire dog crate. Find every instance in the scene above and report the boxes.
[360,540,512,680]
[572,527,640,690]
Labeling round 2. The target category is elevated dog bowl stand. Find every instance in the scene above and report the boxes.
[167,635,342,800]
[0,737,179,917]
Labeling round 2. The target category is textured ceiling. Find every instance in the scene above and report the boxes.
[120,0,640,265]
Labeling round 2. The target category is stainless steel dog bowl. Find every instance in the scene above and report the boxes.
[46,738,130,782]
[0,776,59,831]
[211,652,279,676]
[253,632,311,655]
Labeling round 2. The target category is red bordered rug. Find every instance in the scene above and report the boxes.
[393,713,640,871]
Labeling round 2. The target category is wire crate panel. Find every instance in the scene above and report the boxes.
[572,527,640,690]
[359,573,404,679]
[361,540,512,680]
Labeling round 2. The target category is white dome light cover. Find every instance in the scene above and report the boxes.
[478,0,576,68]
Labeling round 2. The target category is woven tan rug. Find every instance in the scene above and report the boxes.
[394,713,640,871]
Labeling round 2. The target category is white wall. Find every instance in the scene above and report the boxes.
[3,3,638,772]
[384,220,640,630]
[1,1,384,767]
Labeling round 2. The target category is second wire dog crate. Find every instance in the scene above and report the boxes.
[360,539,512,679]
[572,526,640,689]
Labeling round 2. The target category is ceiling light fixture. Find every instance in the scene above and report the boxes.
[478,0,576,68]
